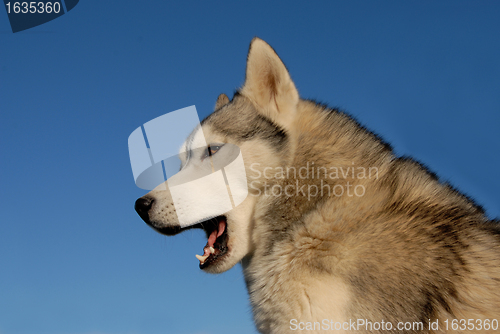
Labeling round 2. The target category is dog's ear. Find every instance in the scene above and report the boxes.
[215,93,230,110]
[241,38,299,130]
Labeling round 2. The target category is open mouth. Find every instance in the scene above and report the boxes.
[194,215,229,269]
[194,216,228,269]
[149,215,229,269]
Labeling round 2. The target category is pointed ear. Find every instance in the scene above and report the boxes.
[215,93,230,110]
[241,38,299,129]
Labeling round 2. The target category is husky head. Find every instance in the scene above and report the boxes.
[135,38,300,273]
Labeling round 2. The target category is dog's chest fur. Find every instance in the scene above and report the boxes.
[241,194,356,334]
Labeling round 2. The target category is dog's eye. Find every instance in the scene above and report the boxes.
[203,144,223,160]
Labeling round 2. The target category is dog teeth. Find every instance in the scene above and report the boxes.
[196,247,215,264]
[196,254,209,264]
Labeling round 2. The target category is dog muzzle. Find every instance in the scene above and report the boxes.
[128,106,248,228]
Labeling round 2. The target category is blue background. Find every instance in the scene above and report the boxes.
[1,1,499,334]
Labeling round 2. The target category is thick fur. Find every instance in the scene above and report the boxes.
[137,38,500,333]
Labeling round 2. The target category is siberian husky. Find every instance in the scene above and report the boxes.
[135,38,500,333]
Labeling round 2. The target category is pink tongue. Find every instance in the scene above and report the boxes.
[217,220,226,238]
[207,219,226,248]
[207,229,217,248]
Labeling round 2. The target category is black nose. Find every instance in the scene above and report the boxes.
[135,197,154,223]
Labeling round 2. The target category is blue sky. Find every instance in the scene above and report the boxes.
[1,1,499,334]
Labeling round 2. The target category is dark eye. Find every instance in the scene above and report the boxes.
[203,144,223,159]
